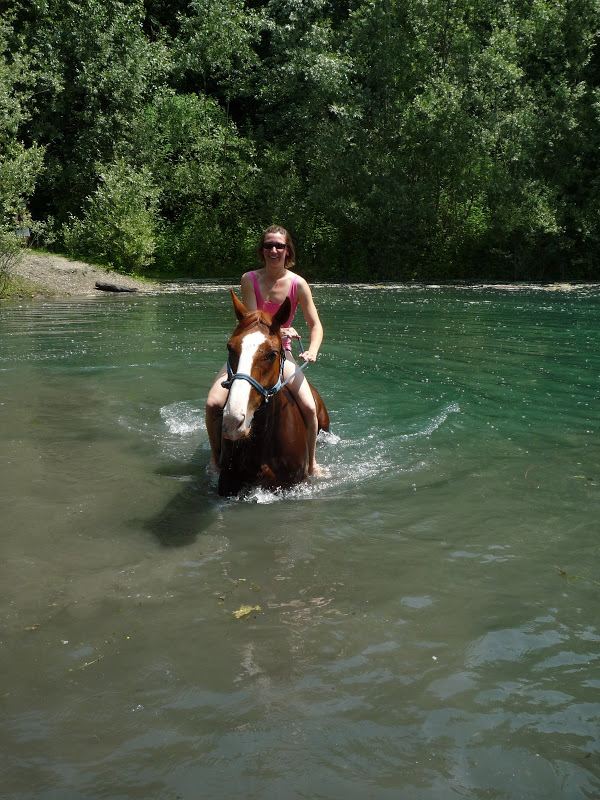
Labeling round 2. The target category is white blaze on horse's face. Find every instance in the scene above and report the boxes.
[222,330,267,440]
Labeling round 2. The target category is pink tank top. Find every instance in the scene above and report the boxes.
[249,271,298,350]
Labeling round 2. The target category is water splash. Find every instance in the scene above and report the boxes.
[398,402,461,441]
[226,405,460,504]
[160,402,206,435]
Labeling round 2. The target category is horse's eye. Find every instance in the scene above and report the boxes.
[264,350,278,362]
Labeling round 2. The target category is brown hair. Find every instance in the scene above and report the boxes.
[257,225,296,267]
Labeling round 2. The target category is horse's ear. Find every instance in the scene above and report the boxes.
[231,289,249,321]
[270,297,291,332]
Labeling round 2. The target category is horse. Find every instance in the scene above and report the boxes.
[218,290,329,497]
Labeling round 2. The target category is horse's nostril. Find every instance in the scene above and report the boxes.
[223,410,245,430]
[222,408,251,441]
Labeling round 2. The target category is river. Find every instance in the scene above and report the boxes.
[1,283,599,799]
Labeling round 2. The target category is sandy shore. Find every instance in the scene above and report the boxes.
[8,251,158,298]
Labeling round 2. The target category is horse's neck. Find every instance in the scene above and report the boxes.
[253,390,293,447]
[254,393,279,427]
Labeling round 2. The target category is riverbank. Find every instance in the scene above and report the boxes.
[5,251,158,299]
[5,251,597,300]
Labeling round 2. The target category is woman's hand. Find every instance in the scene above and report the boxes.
[300,349,318,363]
[280,326,299,340]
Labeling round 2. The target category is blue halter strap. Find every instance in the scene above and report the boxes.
[221,338,309,403]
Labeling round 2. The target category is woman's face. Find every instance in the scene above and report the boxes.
[262,231,288,268]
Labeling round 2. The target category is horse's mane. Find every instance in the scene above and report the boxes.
[233,310,281,338]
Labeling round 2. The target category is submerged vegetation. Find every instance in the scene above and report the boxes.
[1,0,600,281]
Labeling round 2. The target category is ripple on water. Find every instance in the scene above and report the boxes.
[4,287,599,800]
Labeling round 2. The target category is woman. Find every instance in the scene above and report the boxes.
[206,225,324,476]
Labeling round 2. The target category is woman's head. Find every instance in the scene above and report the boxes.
[257,225,296,267]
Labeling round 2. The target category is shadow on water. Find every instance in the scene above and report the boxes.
[144,445,222,548]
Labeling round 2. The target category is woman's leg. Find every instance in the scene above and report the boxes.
[283,357,322,476]
[205,364,229,472]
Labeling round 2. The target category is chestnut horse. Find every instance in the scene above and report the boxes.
[218,290,329,496]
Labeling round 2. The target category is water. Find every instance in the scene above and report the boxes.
[1,284,599,799]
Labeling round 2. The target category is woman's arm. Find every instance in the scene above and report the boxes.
[241,272,258,311]
[297,277,323,362]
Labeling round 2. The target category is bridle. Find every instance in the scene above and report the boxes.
[221,338,309,404]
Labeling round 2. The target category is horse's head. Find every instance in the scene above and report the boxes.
[222,290,291,440]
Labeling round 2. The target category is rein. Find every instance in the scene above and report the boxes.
[221,337,309,403]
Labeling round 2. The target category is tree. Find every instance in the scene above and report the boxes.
[125,89,259,276]
[2,0,599,280]
[0,16,44,295]
[63,158,158,273]
[9,0,167,224]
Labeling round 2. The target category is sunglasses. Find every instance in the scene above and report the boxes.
[263,242,287,251]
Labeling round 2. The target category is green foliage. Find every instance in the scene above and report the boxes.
[175,0,260,98]
[2,0,600,280]
[0,17,45,295]
[0,228,21,298]
[11,0,168,221]
[0,16,44,221]
[63,159,158,273]
[127,90,258,276]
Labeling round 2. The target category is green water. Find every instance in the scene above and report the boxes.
[1,284,599,799]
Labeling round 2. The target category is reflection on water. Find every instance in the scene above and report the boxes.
[1,285,599,799]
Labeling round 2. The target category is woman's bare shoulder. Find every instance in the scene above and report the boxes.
[294,273,313,296]
[288,270,306,285]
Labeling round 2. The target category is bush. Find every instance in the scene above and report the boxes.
[0,228,22,298]
[63,159,158,274]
